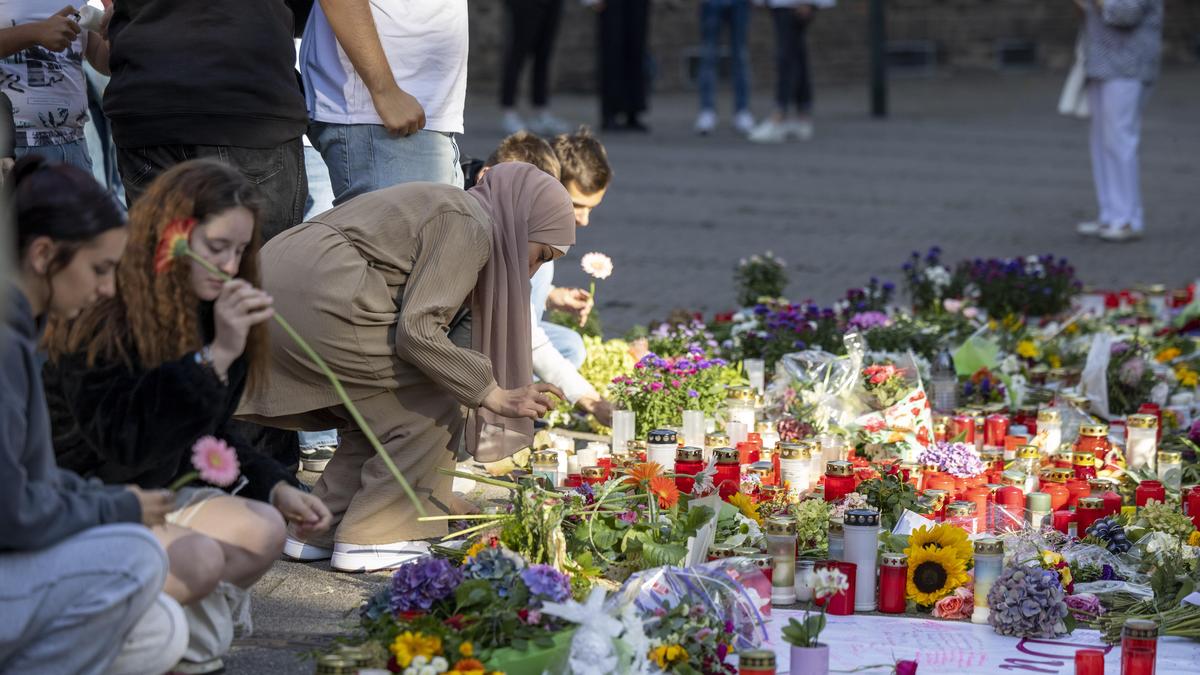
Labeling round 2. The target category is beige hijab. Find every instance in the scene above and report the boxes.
[466,162,575,461]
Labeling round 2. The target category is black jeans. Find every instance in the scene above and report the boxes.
[116,138,308,242]
[501,0,565,108]
[772,8,813,115]
[597,0,650,123]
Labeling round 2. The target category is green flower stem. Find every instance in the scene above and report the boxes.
[416,513,507,522]
[182,248,425,516]
[167,471,198,492]
[442,519,502,542]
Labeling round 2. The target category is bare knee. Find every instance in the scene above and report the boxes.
[230,501,287,582]
[165,534,225,604]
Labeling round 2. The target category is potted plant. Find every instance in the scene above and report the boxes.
[780,566,849,675]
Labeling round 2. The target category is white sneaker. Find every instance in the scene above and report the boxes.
[530,110,569,136]
[501,110,526,136]
[748,119,788,143]
[331,541,431,573]
[1098,223,1143,242]
[733,110,756,135]
[283,537,333,561]
[1076,220,1105,236]
[786,118,814,140]
[694,109,717,135]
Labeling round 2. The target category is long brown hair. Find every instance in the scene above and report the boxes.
[46,159,269,387]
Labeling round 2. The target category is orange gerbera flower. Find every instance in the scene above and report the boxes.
[648,476,680,508]
[154,218,197,275]
[626,462,663,485]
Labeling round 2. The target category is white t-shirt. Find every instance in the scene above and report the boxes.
[300,0,468,134]
[0,0,90,147]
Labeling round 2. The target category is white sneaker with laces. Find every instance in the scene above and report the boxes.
[733,110,755,135]
[530,110,569,136]
[501,110,526,135]
[748,119,788,144]
[1076,221,1105,236]
[694,109,717,135]
[331,540,431,572]
[787,118,814,140]
[283,537,333,561]
[1099,223,1143,242]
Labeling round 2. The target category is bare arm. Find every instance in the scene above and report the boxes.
[83,4,113,75]
[317,0,425,135]
[0,7,80,59]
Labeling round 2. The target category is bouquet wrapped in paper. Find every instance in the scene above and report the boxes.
[766,333,868,434]
[851,352,934,463]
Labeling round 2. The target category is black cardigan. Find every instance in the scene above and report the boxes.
[44,336,297,503]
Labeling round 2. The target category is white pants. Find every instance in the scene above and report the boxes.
[1088,78,1146,231]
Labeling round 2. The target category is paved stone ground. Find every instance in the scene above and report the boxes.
[228,69,1200,674]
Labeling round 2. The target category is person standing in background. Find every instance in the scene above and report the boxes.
[590,0,651,132]
[501,0,571,137]
[104,0,310,241]
[302,0,469,201]
[0,2,112,173]
[749,0,834,143]
[1074,0,1163,242]
[694,0,754,136]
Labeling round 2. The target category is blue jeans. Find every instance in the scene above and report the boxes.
[299,429,338,449]
[303,144,336,220]
[82,63,125,210]
[698,0,751,114]
[309,123,463,205]
[16,139,93,174]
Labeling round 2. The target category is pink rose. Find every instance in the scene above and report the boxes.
[932,587,972,620]
[943,298,963,314]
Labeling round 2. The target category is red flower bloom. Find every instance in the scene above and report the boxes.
[154,218,197,275]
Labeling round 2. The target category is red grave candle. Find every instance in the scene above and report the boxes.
[996,485,1026,532]
[1073,649,1104,675]
[824,461,856,503]
[1053,509,1077,537]
[1066,479,1091,509]
[965,486,992,534]
[985,414,1010,448]
[1188,486,1200,531]
[714,448,741,500]
[1121,619,1158,675]
[737,441,759,465]
[816,561,856,616]
[1075,497,1106,538]
[1089,478,1123,517]
[952,415,976,442]
[878,552,907,614]
[674,447,703,495]
[1135,480,1166,509]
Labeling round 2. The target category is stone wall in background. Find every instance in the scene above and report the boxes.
[467,0,1200,96]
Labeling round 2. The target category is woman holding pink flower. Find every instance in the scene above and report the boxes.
[43,160,332,673]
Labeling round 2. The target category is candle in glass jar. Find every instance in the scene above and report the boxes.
[827,519,845,561]
[843,509,881,612]
[996,484,1026,532]
[1157,451,1182,491]
[748,553,774,585]
[1016,446,1042,494]
[704,432,728,463]
[778,442,811,499]
[646,429,677,470]
[824,461,856,502]
[714,447,741,499]
[795,560,817,602]
[1126,414,1159,473]
[727,421,749,447]
[674,447,703,494]
[1035,409,1063,456]
[1136,480,1166,509]
[531,450,560,487]
[1121,619,1158,675]
[981,449,1005,483]
[738,650,776,675]
[878,552,908,614]
[610,410,635,462]
[806,439,825,487]
[947,501,977,535]
[971,538,1005,624]
[682,410,706,449]
[707,544,734,562]
[726,386,757,427]
[1026,492,1052,530]
[765,516,798,605]
[819,561,857,616]
[577,445,598,473]
[1074,650,1105,675]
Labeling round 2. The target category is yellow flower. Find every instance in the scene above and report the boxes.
[1016,340,1040,359]
[1157,347,1182,363]
[1175,366,1199,389]
[1189,531,1200,548]
[464,541,487,560]
[906,544,970,606]
[905,523,973,563]
[988,320,999,331]
[727,492,761,525]
[1049,355,1063,369]
[1065,323,1079,335]
[1041,550,1064,567]
[648,644,688,669]
[459,642,474,658]
[390,632,442,668]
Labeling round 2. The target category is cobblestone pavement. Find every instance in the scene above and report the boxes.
[228,69,1200,674]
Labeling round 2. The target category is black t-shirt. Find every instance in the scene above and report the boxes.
[104,0,310,149]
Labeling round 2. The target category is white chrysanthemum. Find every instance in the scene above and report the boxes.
[923,265,952,289]
[581,252,613,280]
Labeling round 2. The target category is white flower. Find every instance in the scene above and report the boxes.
[812,567,849,599]
[581,252,613,280]
[739,258,748,266]
[691,456,718,496]
[750,254,762,263]
[411,656,428,668]
[765,250,775,258]
[431,657,448,672]
[923,265,951,289]
[943,298,963,313]
[418,667,436,675]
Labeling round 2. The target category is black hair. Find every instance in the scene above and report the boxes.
[10,155,125,275]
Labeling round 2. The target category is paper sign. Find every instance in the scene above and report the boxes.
[1183,591,1200,608]
[765,612,1200,674]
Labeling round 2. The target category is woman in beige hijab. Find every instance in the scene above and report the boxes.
[239,163,574,572]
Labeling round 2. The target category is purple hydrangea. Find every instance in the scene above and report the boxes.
[520,564,571,604]
[918,441,986,478]
[389,556,463,614]
[988,567,1069,638]
[847,311,891,331]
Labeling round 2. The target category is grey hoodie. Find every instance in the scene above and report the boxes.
[0,288,141,551]
[1083,0,1163,83]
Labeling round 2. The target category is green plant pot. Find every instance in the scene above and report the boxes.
[488,628,577,675]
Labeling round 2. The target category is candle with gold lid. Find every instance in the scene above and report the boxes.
[765,516,798,605]
[971,538,1005,624]
[1158,451,1183,491]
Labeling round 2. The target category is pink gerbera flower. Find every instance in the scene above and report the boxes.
[191,436,240,486]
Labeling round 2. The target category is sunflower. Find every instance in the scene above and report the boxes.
[905,523,973,563]
[648,476,681,508]
[390,631,443,668]
[727,492,761,525]
[906,545,970,606]
[627,462,663,485]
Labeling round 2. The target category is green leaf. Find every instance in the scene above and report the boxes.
[641,539,688,567]
[511,638,529,652]
[454,579,495,611]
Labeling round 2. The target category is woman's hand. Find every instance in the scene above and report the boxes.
[270,483,333,536]
[209,279,274,377]
[577,394,614,427]
[127,485,174,527]
[482,383,565,419]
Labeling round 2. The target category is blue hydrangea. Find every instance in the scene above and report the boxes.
[390,556,462,614]
[520,564,571,604]
[463,546,525,597]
